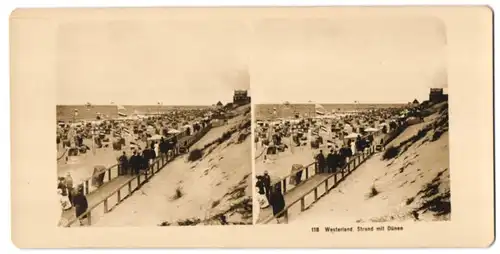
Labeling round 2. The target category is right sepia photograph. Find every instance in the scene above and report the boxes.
[252,17,450,225]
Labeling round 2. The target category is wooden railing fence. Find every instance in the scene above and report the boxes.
[262,146,376,224]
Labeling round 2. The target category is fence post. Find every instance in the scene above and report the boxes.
[314,162,318,174]
[325,179,329,192]
[87,211,91,226]
[144,167,149,180]
[305,167,309,180]
[103,198,108,213]
[128,181,132,195]
[85,180,89,195]
[137,174,141,186]
[334,171,337,184]
[282,179,287,193]
[314,188,318,200]
[117,189,121,203]
[300,197,305,211]
[108,168,112,182]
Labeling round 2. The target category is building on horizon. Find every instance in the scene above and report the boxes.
[233,90,251,105]
[429,88,448,103]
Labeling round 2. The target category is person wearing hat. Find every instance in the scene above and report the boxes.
[315,150,326,174]
[269,184,286,224]
[64,172,74,206]
[72,184,89,226]
[57,177,67,196]
[327,149,336,174]
[262,171,272,202]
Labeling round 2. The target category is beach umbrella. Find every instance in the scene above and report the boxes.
[168,129,181,134]
[365,127,379,132]
[345,132,361,139]
[147,134,164,141]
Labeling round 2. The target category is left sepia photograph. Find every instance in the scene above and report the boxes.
[55,19,253,227]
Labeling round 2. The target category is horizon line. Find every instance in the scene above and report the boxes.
[254,101,416,105]
[56,104,215,107]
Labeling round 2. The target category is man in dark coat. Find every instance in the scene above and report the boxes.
[355,136,363,154]
[315,150,326,174]
[129,151,141,175]
[269,185,286,224]
[72,185,89,226]
[255,176,266,195]
[159,138,167,157]
[142,147,153,169]
[262,171,272,202]
[118,151,129,175]
[327,149,337,173]
[136,150,146,173]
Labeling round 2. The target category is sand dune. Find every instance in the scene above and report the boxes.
[288,103,450,224]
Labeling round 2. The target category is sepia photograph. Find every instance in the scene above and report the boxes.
[10,6,493,248]
[252,17,450,225]
[55,19,253,227]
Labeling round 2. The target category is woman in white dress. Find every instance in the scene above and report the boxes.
[59,188,72,211]
[255,176,270,209]
[154,142,159,160]
[57,188,72,227]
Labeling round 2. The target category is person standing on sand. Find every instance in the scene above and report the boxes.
[315,150,326,174]
[137,149,147,174]
[57,177,67,196]
[72,185,89,226]
[129,151,140,175]
[270,184,286,224]
[350,139,357,155]
[154,142,160,160]
[64,172,74,206]
[58,188,72,211]
[327,150,335,173]
[255,176,270,209]
[142,147,152,170]
[262,171,272,202]
[159,138,167,158]
[118,151,129,176]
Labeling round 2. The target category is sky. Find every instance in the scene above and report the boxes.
[56,16,447,105]
[56,19,251,105]
[250,16,448,104]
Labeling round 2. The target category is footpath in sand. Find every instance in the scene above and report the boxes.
[90,112,252,226]
[286,103,450,224]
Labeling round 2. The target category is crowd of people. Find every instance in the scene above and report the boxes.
[116,137,178,175]
[313,134,375,174]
